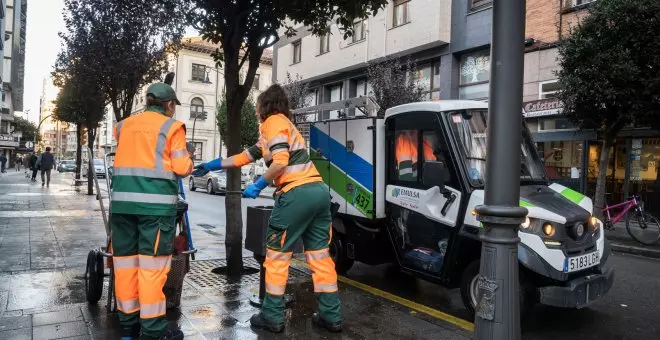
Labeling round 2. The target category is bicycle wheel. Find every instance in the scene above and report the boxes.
[626,209,660,245]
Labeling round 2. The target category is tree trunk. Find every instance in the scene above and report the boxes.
[593,138,613,219]
[224,68,247,278]
[75,125,82,182]
[87,127,95,195]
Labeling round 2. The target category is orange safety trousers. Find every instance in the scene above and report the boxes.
[112,213,176,340]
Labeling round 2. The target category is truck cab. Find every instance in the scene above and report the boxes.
[299,98,614,314]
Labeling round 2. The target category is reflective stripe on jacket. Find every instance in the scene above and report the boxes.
[110,107,193,216]
[232,113,321,193]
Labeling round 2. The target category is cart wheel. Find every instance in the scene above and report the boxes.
[85,250,104,304]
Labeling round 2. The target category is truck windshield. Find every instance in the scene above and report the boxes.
[444,110,547,187]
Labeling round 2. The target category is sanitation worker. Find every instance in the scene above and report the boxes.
[395,130,436,181]
[192,84,342,333]
[112,82,194,340]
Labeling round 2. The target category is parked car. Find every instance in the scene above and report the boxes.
[190,169,248,195]
[82,159,107,179]
[57,160,77,173]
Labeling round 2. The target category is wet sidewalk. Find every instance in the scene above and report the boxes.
[0,171,472,339]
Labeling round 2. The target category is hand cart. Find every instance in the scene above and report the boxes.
[84,148,197,312]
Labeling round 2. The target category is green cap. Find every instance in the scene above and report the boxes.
[146,83,181,105]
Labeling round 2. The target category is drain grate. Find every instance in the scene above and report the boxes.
[186,258,309,290]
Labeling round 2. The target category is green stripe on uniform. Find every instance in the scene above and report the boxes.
[560,187,585,205]
[289,149,311,166]
[110,201,177,216]
[519,199,535,207]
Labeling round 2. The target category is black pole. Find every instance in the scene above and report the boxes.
[474,0,527,338]
[624,139,632,201]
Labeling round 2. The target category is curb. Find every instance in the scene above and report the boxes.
[609,242,660,259]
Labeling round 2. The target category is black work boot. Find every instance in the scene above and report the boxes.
[250,313,285,333]
[311,313,342,333]
[156,329,184,340]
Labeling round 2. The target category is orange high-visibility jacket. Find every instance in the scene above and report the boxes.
[396,133,437,179]
[110,107,193,216]
[232,113,322,193]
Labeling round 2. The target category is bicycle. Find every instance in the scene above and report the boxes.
[602,194,660,245]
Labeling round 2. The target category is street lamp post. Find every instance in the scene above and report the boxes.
[191,111,208,160]
[474,0,527,339]
[34,114,53,151]
[202,66,222,157]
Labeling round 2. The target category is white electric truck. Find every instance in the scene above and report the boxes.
[293,98,614,314]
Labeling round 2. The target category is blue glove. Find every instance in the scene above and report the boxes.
[192,157,222,177]
[243,176,269,199]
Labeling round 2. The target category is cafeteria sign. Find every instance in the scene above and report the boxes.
[523,98,563,118]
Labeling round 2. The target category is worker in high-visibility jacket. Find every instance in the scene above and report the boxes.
[112,82,194,340]
[192,84,342,333]
[395,131,436,180]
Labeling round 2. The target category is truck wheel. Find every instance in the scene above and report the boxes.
[329,231,354,274]
[460,260,533,316]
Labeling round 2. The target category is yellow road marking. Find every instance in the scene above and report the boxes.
[292,259,475,332]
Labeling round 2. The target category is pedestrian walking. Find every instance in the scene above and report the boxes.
[111,82,194,340]
[15,156,22,171]
[0,154,7,173]
[28,152,39,182]
[193,84,342,333]
[36,147,55,187]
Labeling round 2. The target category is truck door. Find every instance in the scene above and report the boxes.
[385,112,463,278]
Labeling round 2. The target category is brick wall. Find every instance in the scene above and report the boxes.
[525,0,561,46]
[561,9,590,36]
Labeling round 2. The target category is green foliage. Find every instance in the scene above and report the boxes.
[54,0,191,122]
[556,0,660,138]
[12,116,40,143]
[217,94,259,150]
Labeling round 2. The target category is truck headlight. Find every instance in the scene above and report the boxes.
[543,223,556,237]
[520,217,531,229]
[589,216,599,231]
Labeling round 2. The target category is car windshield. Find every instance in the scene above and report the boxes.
[444,109,547,187]
[62,161,73,165]
[94,159,104,166]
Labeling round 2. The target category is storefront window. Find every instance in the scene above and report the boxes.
[538,118,576,131]
[537,140,584,182]
[459,50,490,100]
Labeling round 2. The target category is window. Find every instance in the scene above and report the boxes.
[253,74,260,90]
[323,84,342,120]
[319,30,330,54]
[539,80,560,99]
[563,0,596,9]
[413,60,441,100]
[190,97,205,120]
[393,0,410,27]
[352,20,366,43]
[470,0,493,11]
[292,40,302,64]
[191,142,203,161]
[191,64,207,82]
[459,50,491,100]
[392,129,443,183]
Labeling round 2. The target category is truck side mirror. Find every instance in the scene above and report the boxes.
[423,161,448,191]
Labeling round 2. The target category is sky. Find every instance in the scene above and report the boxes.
[21,0,199,124]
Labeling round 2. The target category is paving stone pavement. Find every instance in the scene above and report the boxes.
[0,171,472,339]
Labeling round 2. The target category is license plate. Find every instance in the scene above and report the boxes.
[564,252,599,273]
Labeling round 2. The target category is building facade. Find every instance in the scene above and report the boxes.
[124,37,273,163]
[0,0,27,162]
[38,77,67,158]
[273,0,659,207]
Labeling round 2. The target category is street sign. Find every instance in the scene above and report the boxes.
[25,141,34,149]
